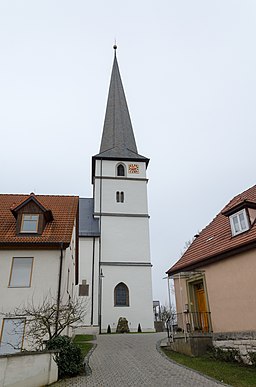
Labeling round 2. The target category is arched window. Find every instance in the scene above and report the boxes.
[117,163,125,177]
[114,282,129,306]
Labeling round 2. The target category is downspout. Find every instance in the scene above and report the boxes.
[91,236,95,325]
[55,242,64,336]
[98,158,103,333]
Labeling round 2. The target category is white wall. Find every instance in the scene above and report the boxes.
[95,160,147,179]
[79,237,99,326]
[101,217,151,262]
[95,179,149,215]
[91,158,155,332]
[94,160,148,215]
[101,265,154,332]
[0,226,77,352]
[61,223,78,302]
[0,249,61,313]
[0,352,58,387]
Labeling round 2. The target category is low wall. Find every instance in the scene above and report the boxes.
[0,351,58,387]
[213,331,256,364]
[167,334,213,357]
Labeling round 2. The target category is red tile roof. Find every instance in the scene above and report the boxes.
[0,194,79,248]
[167,185,256,275]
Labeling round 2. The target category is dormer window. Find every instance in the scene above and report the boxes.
[10,194,54,236]
[20,214,39,233]
[229,209,249,236]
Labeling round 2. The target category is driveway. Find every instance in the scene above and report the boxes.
[55,333,225,386]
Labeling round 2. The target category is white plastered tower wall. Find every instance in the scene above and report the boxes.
[94,161,154,333]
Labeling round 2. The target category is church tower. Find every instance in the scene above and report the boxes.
[92,47,154,332]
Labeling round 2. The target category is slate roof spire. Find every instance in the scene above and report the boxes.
[93,46,148,163]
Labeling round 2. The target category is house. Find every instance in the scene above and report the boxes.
[167,184,256,359]
[78,47,155,333]
[0,193,79,354]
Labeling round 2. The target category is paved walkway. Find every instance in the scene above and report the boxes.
[55,333,225,386]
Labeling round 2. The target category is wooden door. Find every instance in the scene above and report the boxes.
[196,288,208,332]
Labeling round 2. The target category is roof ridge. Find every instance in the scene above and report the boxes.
[0,193,79,198]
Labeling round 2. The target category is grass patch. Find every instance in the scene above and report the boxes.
[73,335,94,358]
[102,331,155,334]
[162,348,256,387]
[73,334,94,342]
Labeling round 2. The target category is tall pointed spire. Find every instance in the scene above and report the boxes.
[94,46,148,162]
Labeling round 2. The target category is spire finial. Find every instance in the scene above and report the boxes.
[113,39,117,53]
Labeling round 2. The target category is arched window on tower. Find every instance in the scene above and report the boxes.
[114,282,129,306]
[116,163,125,177]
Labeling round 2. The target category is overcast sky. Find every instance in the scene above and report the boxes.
[1,1,256,306]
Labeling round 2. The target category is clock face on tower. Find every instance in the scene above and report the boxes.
[128,164,139,174]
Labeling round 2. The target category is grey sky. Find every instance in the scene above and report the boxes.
[1,1,256,305]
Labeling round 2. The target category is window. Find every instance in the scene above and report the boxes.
[79,279,89,296]
[20,214,39,233]
[117,164,125,177]
[9,257,33,287]
[230,209,250,236]
[0,318,25,354]
[114,282,129,306]
[116,191,124,203]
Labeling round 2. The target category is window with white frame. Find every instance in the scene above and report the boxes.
[9,257,33,287]
[0,318,25,354]
[20,214,39,233]
[229,209,250,236]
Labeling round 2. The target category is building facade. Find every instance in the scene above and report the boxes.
[167,184,256,361]
[0,193,79,353]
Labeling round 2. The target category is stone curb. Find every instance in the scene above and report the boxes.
[83,341,97,376]
[156,338,231,387]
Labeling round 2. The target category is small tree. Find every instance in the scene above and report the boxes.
[160,305,176,325]
[1,294,87,351]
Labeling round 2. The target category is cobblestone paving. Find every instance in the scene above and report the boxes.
[55,333,225,386]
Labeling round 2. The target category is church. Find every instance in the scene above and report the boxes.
[0,48,154,351]
[79,47,155,333]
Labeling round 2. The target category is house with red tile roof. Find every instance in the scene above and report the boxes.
[0,193,79,354]
[167,184,256,360]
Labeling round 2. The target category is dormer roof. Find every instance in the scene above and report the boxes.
[11,192,53,221]
[0,194,79,248]
[167,184,256,275]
